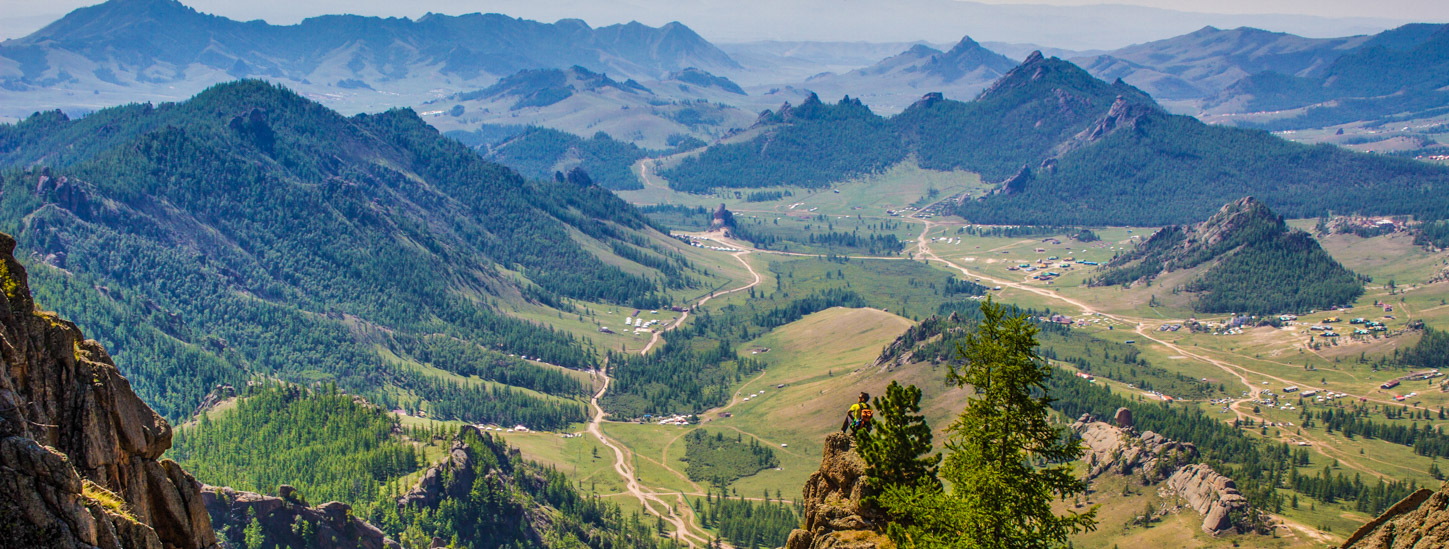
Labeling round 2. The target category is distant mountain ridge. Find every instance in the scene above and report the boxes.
[1208,23,1449,128]
[0,0,739,120]
[1073,26,1368,101]
[789,36,1018,113]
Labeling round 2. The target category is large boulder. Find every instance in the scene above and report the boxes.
[0,232,217,548]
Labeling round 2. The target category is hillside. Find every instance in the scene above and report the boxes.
[0,0,739,118]
[176,385,673,549]
[1210,23,1449,129]
[663,52,1449,225]
[1073,26,1368,102]
[0,80,712,424]
[427,66,755,148]
[1091,197,1363,315]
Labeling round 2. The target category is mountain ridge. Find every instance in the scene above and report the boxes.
[0,80,708,424]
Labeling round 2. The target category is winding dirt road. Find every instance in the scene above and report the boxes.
[587,243,764,546]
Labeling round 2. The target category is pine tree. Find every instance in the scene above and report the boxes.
[855,381,941,504]
[879,298,1097,549]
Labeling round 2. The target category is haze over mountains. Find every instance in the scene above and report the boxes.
[4,0,1447,153]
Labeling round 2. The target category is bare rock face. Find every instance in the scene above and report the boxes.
[785,433,889,549]
[1341,483,1449,549]
[1165,463,1251,535]
[0,232,217,548]
[203,486,399,549]
[1072,414,1196,483]
[1113,407,1133,429]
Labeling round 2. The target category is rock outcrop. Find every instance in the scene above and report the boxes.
[1072,414,1197,483]
[785,433,889,549]
[1165,464,1251,535]
[1341,483,1449,549]
[397,430,484,509]
[203,486,398,549]
[708,203,736,235]
[1072,414,1251,535]
[0,232,218,548]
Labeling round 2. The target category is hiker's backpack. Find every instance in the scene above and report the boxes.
[860,408,873,424]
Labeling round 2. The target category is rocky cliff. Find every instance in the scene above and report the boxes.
[0,232,217,548]
[203,485,398,549]
[1165,464,1251,535]
[1341,482,1449,549]
[1073,412,1197,483]
[785,433,889,549]
[1072,413,1251,535]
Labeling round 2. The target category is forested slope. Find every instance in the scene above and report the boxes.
[1090,197,1363,314]
[661,52,1449,225]
[0,80,701,423]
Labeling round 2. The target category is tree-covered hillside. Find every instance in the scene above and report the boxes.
[662,93,899,192]
[659,53,1449,226]
[0,80,700,422]
[176,385,675,549]
[1090,197,1364,315]
[483,127,651,190]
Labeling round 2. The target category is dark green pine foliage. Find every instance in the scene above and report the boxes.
[170,385,420,508]
[601,338,766,419]
[1091,198,1363,315]
[658,53,1449,225]
[663,93,900,192]
[957,113,1449,226]
[482,127,651,190]
[855,381,941,501]
[0,80,696,421]
[365,430,675,549]
[693,488,798,549]
[879,299,1096,548]
[1400,326,1449,370]
[680,430,780,485]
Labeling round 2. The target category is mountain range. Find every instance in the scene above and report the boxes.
[421,65,755,148]
[0,0,738,118]
[789,36,1019,113]
[0,80,713,423]
[1072,26,1370,103]
[1207,23,1449,129]
[662,52,1449,225]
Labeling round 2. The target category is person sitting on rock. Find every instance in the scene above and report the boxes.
[840,391,873,435]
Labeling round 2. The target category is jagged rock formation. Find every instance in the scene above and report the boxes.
[785,433,889,549]
[397,432,485,509]
[203,486,398,549]
[1165,464,1251,535]
[0,232,218,548]
[708,203,736,235]
[1072,415,1197,483]
[1341,483,1449,549]
[1072,414,1251,535]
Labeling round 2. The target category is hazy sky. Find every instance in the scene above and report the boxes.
[3,0,1445,47]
